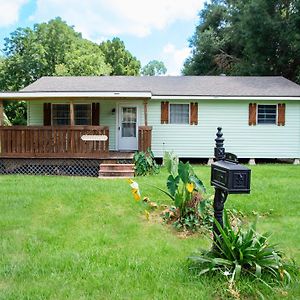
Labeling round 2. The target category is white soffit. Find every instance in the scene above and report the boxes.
[151,96,300,101]
[0,91,152,99]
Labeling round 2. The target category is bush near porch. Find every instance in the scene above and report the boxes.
[0,165,299,299]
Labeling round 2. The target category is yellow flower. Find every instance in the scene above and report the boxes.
[128,179,141,201]
[186,182,194,193]
[132,188,141,201]
[144,210,150,221]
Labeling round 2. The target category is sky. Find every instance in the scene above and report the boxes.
[0,0,206,75]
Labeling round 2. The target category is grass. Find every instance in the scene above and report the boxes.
[0,164,299,299]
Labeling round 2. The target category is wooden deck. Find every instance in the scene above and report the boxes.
[0,126,110,159]
[0,125,152,159]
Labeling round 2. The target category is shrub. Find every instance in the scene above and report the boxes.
[189,210,298,285]
[158,153,208,231]
[133,149,160,176]
[161,193,213,232]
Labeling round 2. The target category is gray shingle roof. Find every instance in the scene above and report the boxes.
[21,76,300,97]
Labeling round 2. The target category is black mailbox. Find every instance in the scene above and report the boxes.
[211,127,251,249]
[211,159,251,194]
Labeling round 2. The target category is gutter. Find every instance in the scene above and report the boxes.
[0,91,152,100]
[151,95,300,101]
[0,92,300,101]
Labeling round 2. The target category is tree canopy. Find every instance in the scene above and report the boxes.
[141,60,167,76]
[99,37,141,75]
[0,17,111,92]
[54,38,111,76]
[0,19,141,124]
[183,0,300,83]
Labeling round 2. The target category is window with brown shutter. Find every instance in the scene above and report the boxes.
[277,103,285,126]
[92,102,100,125]
[161,101,169,124]
[74,104,92,125]
[190,102,198,125]
[43,103,51,126]
[249,103,257,125]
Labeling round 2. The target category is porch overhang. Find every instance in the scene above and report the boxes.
[0,91,152,100]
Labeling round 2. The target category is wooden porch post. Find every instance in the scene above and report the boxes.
[70,101,75,126]
[0,100,4,126]
[143,99,148,126]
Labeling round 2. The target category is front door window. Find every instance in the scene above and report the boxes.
[118,106,138,150]
[122,107,137,138]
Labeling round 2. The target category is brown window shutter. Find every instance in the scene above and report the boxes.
[43,103,51,126]
[190,102,198,125]
[277,103,285,126]
[92,103,100,125]
[249,103,257,125]
[161,101,169,124]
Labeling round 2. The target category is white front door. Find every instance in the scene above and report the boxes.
[118,105,138,150]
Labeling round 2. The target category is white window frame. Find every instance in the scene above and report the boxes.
[257,104,277,125]
[169,103,190,124]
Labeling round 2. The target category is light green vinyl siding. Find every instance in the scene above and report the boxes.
[27,99,145,151]
[148,99,300,159]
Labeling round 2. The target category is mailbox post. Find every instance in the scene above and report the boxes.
[211,127,251,246]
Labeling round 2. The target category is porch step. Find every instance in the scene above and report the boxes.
[99,163,135,178]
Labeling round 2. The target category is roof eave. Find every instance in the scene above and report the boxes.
[151,95,300,100]
[0,91,152,100]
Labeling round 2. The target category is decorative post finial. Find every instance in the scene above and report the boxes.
[214,127,225,161]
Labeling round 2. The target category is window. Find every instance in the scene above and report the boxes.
[257,105,277,124]
[52,104,70,125]
[52,104,92,125]
[121,107,137,137]
[170,104,189,124]
[74,104,91,125]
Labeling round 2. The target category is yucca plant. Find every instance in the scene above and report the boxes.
[189,210,297,285]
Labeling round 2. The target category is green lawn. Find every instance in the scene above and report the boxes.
[0,165,299,299]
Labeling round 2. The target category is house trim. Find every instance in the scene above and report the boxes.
[1,93,300,101]
[151,96,300,101]
[0,92,152,100]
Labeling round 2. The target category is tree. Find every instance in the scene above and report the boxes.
[99,37,141,75]
[0,18,111,124]
[0,17,111,92]
[54,39,111,76]
[141,60,167,76]
[183,0,300,83]
[3,101,27,125]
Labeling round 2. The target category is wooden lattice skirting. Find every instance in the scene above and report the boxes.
[0,158,101,177]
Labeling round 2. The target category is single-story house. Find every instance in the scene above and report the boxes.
[0,76,299,176]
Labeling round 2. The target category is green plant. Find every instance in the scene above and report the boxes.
[197,197,214,229]
[173,208,201,231]
[189,210,298,286]
[158,156,208,231]
[133,149,160,176]
[163,151,179,177]
[160,161,206,211]
[4,101,27,125]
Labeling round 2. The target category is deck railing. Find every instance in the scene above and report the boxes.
[0,126,109,158]
[138,126,152,152]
